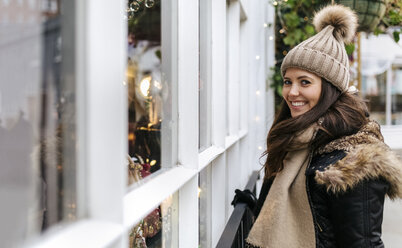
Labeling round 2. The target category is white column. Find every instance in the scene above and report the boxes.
[83,0,126,223]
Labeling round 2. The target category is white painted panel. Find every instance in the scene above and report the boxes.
[177,0,199,168]
[29,220,123,248]
[248,0,269,171]
[179,176,199,247]
[265,3,276,133]
[226,1,240,136]
[240,20,249,132]
[124,167,196,228]
[240,136,251,188]
[226,143,240,221]
[85,0,126,223]
[162,0,179,168]
[211,154,226,247]
[211,0,227,148]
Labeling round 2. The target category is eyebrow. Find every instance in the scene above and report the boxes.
[283,75,314,80]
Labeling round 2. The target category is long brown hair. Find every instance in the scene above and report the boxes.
[263,79,368,178]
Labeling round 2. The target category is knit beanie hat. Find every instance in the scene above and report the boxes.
[280,4,358,92]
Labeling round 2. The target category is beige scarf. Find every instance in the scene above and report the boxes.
[246,125,318,248]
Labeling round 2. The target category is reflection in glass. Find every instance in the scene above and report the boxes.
[392,68,402,125]
[126,0,163,185]
[129,193,178,248]
[199,166,212,247]
[0,0,77,246]
[362,72,387,124]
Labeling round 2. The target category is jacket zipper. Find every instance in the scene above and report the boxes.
[316,222,323,232]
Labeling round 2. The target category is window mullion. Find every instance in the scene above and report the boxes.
[84,0,126,222]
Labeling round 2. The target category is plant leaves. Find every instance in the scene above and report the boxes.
[393,31,401,43]
[345,43,355,56]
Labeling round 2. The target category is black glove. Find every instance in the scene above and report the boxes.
[231,189,257,210]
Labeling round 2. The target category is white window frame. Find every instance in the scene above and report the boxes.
[24,0,275,247]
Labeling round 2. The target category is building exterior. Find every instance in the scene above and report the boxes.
[361,33,402,149]
[0,0,275,247]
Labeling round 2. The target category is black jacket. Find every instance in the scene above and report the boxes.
[254,122,402,248]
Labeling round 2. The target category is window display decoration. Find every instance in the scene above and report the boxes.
[127,155,162,247]
[129,209,162,248]
[126,1,167,246]
[127,0,162,181]
[127,0,156,18]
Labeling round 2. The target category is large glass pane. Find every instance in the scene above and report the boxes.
[0,0,77,246]
[362,72,387,124]
[129,193,179,248]
[126,0,164,185]
[391,67,402,125]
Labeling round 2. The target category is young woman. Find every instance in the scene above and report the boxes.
[244,4,402,248]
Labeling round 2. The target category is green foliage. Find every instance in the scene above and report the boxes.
[270,66,283,97]
[375,0,402,42]
[393,31,401,42]
[270,0,331,102]
[345,43,355,56]
[269,0,402,108]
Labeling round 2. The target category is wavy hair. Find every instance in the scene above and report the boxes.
[263,79,368,179]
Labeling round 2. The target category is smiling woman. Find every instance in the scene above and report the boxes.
[244,4,402,248]
[282,68,322,117]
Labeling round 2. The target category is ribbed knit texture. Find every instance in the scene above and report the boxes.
[281,25,350,92]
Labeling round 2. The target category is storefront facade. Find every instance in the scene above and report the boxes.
[361,34,402,149]
[0,0,275,247]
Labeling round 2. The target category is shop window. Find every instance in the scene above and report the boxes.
[0,0,77,246]
[362,68,402,125]
[126,0,164,185]
[199,0,212,152]
[391,68,402,125]
[362,72,387,124]
[128,193,179,248]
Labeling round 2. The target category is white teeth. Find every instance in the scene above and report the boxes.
[291,102,306,106]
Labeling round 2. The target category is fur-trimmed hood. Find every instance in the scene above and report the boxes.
[314,121,402,199]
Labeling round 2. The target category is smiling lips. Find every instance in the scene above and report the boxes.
[291,101,306,107]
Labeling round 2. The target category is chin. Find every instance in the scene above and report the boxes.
[291,111,307,118]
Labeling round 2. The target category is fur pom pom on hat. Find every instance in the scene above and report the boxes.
[281,4,358,92]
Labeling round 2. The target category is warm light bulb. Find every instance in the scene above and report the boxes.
[258,146,263,150]
[255,116,260,121]
[256,90,261,95]
[269,36,273,40]
[256,55,260,60]
[154,80,162,90]
[140,75,152,97]
[263,23,268,28]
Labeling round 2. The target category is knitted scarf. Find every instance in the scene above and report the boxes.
[246,125,318,248]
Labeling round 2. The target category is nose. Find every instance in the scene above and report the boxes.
[289,84,299,96]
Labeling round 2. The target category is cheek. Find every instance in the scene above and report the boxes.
[309,89,321,106]
[282,87,290,100]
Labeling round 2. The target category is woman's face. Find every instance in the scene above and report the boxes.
[283,67,322,118]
